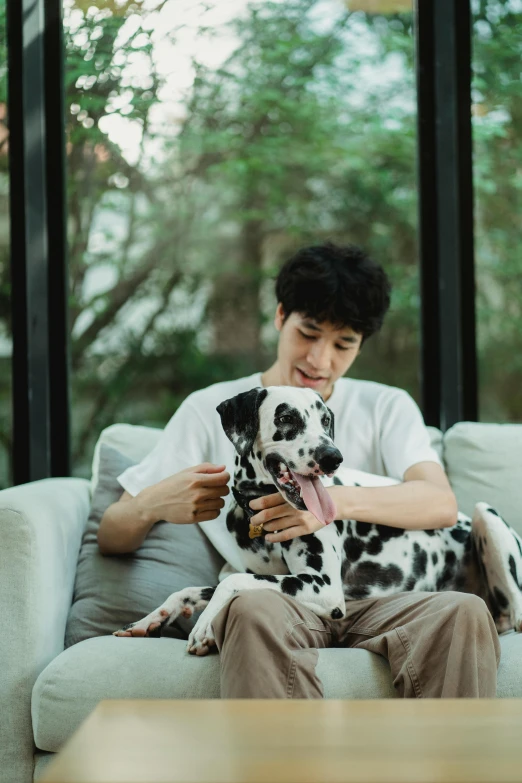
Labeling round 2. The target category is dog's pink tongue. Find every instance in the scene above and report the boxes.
[290,470,336,526]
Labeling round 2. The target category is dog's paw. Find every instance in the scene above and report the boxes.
[113,600,195,638]
[186,613,216,656]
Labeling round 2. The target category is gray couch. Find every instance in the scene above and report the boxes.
[1,420,521,783]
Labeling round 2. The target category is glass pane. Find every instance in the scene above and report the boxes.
[472,0,522,422]
[0,0,11,488]
[64,0,419,478]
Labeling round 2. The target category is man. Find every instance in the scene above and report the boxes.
[98,242,500,698]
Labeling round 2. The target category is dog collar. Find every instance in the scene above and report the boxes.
[232,484,277,539]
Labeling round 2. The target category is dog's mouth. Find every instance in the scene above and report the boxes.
[266,455,336,527]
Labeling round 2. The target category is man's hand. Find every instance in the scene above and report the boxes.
[136,463,230,526]
[249,489,339,543]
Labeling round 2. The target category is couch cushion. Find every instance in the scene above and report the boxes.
[444,422,522,536]
[65,444,225,647]
[32,635,396,752]
[31,630,522,752]
[91,423,162,494]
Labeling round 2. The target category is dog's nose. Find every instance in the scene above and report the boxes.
[315,445,343,473]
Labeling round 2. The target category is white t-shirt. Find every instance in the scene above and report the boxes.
[117,372,442,572]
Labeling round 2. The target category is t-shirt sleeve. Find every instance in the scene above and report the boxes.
[117,397,212,497]
[379,389,442,481]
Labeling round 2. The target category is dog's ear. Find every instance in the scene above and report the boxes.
[326,407,335,441]
[216,387,268,457]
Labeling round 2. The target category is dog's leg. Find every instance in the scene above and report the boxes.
[472,503,522,632]
[112,586,216,638]
[187,538,345,655]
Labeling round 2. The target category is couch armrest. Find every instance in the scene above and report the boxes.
[0,477,91,783]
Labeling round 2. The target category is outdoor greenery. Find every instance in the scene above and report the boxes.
[0,0,520,485]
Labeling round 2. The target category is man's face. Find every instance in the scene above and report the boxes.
[274,304,363,401]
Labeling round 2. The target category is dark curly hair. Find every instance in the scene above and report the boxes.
[275,242,391,344]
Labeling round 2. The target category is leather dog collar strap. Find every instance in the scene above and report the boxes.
[232,485,276,540]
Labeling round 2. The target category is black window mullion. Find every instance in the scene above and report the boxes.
[45,0,71,478]
[7,0,70,484]
[415,0,477,431]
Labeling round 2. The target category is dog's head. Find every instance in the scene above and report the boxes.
[216,386,342,526]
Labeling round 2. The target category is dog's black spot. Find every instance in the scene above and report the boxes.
[412,544,428,578]
[332,476,343,487]
[263,556,270,563]
[236,469,243,480]
[309,448,314,456]
[256,451,262,460]
[330,608,343,619]
[235,455,239,465]
[348,561,404,590]
[200,587,216,601]
[509,555,520,588]
[253,574,278,583]
[493,586,509,610]
[315,401,322,410]
[322,574,331,585]
[347,586,370,600]
[301,534,324,571]
[436,550,458,589]
[307,461,315,468]
[445,550,457,566]
[312,574,325,586]
[425,529,435,536]
[239,453,256,480]
[298,448,304,457]
[246,568,254,574]
[299,573,314,584]
[344,536,365,563]
[281,576,304,596]
[313,585,320,593]
[355,521,372,537]
[450,527,468,544]
[374,524,405,542]
[404,576,417,591]
[487,507,499,517]
[432,552,438,565]
[273,403,306,442]
[334,520,344,536]
[365,536,383,556]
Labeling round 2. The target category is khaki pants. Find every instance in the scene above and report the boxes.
[211,588,501,699]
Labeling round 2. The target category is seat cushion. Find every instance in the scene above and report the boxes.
[444,422,522,536]
[31,630,522,752]
[65,444,225,647]
[32,635,397,752]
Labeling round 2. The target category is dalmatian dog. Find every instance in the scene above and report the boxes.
[114,386,522,655]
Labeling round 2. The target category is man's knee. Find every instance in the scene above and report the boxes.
[438,591,497,634]
[226,588,288,625]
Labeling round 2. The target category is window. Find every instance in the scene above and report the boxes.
[65,0,420,477]
[472,0,522,422]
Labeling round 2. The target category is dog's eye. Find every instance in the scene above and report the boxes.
[321,415,330,428]
[277,415,293,425]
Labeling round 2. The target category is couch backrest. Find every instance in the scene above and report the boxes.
[443,422,522,535]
